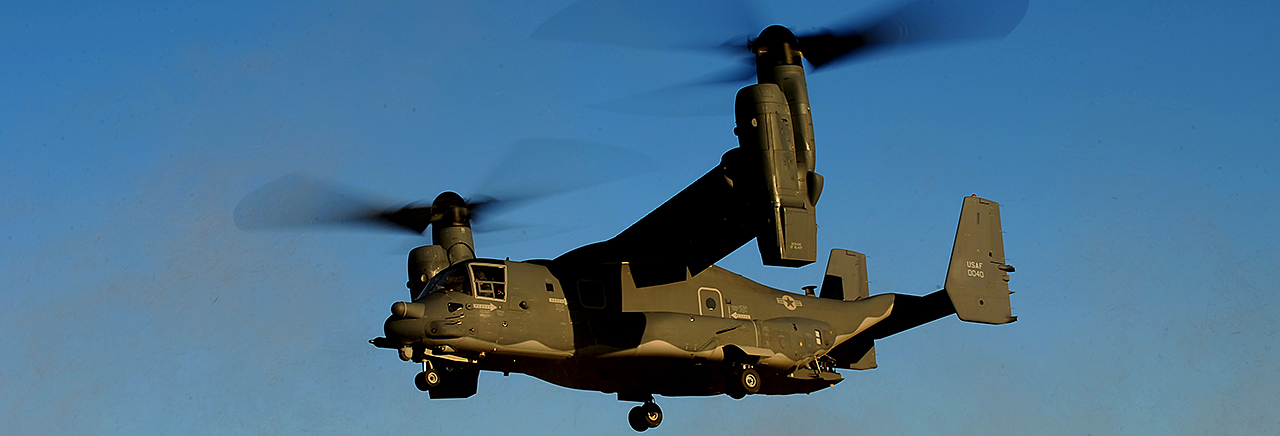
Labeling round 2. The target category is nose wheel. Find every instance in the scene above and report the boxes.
[627,401,662,432]
[414,361,442,392]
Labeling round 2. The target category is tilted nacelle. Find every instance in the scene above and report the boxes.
[403,192,481,298]
[733,74,823,267]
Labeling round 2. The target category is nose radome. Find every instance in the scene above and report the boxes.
[391,301,426,318]
[383,315,427,344]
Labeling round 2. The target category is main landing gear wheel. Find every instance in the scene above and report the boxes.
[627,401,662,432]
[727,367,761,399]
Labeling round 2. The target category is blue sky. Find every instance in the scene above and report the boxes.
[2,0,1277,434]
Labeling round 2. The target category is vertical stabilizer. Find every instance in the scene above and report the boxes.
[944,196,1016,324]
[819,249,869,301]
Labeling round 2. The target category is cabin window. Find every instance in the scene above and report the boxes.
[421,265,471,299]
[470,264,506,301]
[577,279,606,309]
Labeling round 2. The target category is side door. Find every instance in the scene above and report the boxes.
[698,287,724,318]
[467,262,506,344]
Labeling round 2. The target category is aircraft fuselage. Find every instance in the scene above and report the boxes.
[381,258,895,397]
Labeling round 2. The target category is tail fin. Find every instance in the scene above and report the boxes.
[944,196,1017,324]
[819,249,870,301]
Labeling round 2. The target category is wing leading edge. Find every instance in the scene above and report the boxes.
[556,149,757,287]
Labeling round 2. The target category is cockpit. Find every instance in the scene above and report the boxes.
[414,259,507,302]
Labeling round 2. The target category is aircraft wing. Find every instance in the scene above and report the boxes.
[555,150,757,287]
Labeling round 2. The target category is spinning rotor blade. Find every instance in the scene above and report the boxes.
[531,0,764,55]
[472,138,658,207]
[535,0,1028,86]
[796,0,1030,69]
[233,174,388,231]
[234,139,657,236]
[233,174,434,235]
[234,176,517,236]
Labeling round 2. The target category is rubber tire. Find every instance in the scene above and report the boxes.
[726,382,746,400]
[628,406,649,432]
[740,368,761,395]
[414,368,441,392]
[641,402,662,428]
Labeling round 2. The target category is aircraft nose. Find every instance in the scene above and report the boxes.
[383,300,467,343]
[391,301,426,318]
[384,301,429,344]
[384,316,426,344]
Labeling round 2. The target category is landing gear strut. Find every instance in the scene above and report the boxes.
[627,401,662,432]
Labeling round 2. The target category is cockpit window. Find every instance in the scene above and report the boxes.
[420,265,471,299]
[471,264,506,301]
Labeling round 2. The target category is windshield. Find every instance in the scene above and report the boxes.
[417,264,471,300]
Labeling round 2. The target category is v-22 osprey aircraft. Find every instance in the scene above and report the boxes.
[239,0,1025,431]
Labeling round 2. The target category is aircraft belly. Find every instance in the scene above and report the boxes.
[584,313,812,371]
[489,311,873,397]
[631,312,754,354]
[521,354,841,397]
[491,340,574,358]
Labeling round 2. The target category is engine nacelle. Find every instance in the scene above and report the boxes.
[407,245,449,298]
[734,83,817,267]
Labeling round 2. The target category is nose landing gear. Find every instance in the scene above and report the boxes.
[411,359,479,399]
[414,361,442,391]
[627,400,663,432]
